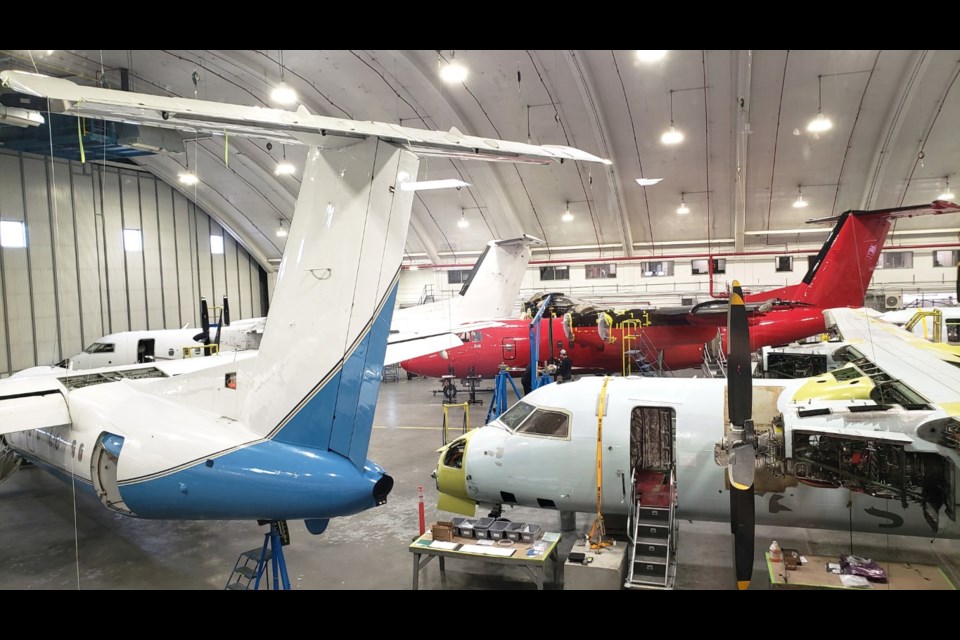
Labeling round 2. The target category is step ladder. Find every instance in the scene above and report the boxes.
[625,468,678,590]
[225,520,291,590]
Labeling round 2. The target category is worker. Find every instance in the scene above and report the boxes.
[521,362,533,395]
[557,349,573,383]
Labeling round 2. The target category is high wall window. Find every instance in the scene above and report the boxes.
[0,220,26,248]
[692,258,725,275]
[539,266,569,281]
[933,250,960,267]
[641,261,674,277]
[585,263,616,279]
[876,251,913,269]
[122,229,142,252]
[775,256,793,272]
[210,235,224,255]
[447,269,472,284]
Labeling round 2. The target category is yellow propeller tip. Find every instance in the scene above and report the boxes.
[737,580,751,590]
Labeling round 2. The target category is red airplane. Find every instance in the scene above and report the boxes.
[401,201,960,379]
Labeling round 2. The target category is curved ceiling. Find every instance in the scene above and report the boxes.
[3,49,959,269]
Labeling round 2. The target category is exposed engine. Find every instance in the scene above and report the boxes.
[788,431,950,531]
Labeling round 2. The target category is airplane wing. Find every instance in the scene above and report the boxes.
[384,320,509,366]
[824,307,960,406]
[0,377,69,435]
[1,71,610,166]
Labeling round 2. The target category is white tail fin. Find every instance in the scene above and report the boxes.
[243,139,417,467]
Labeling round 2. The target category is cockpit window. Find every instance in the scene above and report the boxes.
[471,330,483,343]
[83,342,115,354]
[497,401,536,429]
[515,409,570,438]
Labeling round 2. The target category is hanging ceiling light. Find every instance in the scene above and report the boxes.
[178,171,198,186]
[635,177,663,186]
[660,90,684,145]
[806,74,833,134]
[792,186,808,208]
[276,218,288,238]
[677,193,690,215]
[270,50,297,105]
[635,50,667,63]
[439,51,468,84]
[562,202,574,222]
[938,178,955,201]
[274,161,296,176]
[457,209,469,228]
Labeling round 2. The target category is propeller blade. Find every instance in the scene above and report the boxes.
[199,298,211,348]
[726,280,755,589]
[222,296,231,327]
[730,485,755,590]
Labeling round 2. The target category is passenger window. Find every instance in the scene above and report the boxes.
[471,330,483,343]
[515,409,569,438]
[947,322,960,344]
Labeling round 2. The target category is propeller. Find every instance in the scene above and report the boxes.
[213,296,230,348]
[725,280,756,590]
[192,297,211,349]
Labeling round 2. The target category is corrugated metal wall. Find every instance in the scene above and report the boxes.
[0,149,267,377]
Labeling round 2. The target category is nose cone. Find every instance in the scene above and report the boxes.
[435,430,477,516]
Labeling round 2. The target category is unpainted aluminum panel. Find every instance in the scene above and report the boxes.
[224,233,241,320]
[195,211,214,310]
[71,165,104,347]
[138,175,164,330]
[237,249,252,320]
[172,192,198,328]
[22,156,58,366]
[156,184,180,329]
[0,153,30,373]
[99,168,128,333]
[49,158,81,359]
[120,171,146,330]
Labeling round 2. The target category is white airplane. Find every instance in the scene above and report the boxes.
[14,235,541,375]
[435,294,960,588]
[0,71,608,536]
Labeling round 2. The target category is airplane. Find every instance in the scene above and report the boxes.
[401,201,960,379]
[433,292,960,588]
[11,235,540,377]
[0,71,608,542]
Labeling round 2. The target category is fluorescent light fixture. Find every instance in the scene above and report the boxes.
[409,265,419,271]
[274,161,296,176]
[636,50,667,63]
[661,126,684,145]
[635,178,663,186]
[0,105,44,128]
[938,179,954,201]
[440,61,468,84]
[178,171,199,186]
[210,235,224,255]
[270,82,297,105]
[677,194,689,215]
[0,220,26,248]
[806,112,832,133]
[562,202,574,222]
[123,229,142,252]
[399,179,470,192]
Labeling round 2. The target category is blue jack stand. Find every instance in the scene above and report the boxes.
[254,520,291,591]
[486,369,522,422]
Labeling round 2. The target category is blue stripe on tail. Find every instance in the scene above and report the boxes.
[271,283,399,468]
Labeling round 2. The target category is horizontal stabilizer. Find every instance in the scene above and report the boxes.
[385,333,465,366]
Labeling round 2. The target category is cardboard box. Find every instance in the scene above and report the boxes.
[782,548,801,570]
[431,521,454,542]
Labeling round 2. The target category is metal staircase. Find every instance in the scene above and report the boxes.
[225,547,272,590]
[701,340,727,378]
[621,320,673,377]
[418,284,436,305]
[624,468,678,589]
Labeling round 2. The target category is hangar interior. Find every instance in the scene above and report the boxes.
[1,49,959,591]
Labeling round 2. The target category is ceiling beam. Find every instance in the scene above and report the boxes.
[860,50,931,209]
[564,50,634,257]
[733,50,754,252]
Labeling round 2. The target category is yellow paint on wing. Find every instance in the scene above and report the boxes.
[792,370,875,403]
[937,403,960,417]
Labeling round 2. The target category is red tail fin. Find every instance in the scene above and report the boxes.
[748,201,960,307]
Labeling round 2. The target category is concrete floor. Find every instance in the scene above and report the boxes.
[2,376,959,590]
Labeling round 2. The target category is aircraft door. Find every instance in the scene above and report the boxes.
[502,337,517,361]
[137,339,155,363]
[92,433,135,515]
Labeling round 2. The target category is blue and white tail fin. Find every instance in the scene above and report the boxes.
[244,139,417,467]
